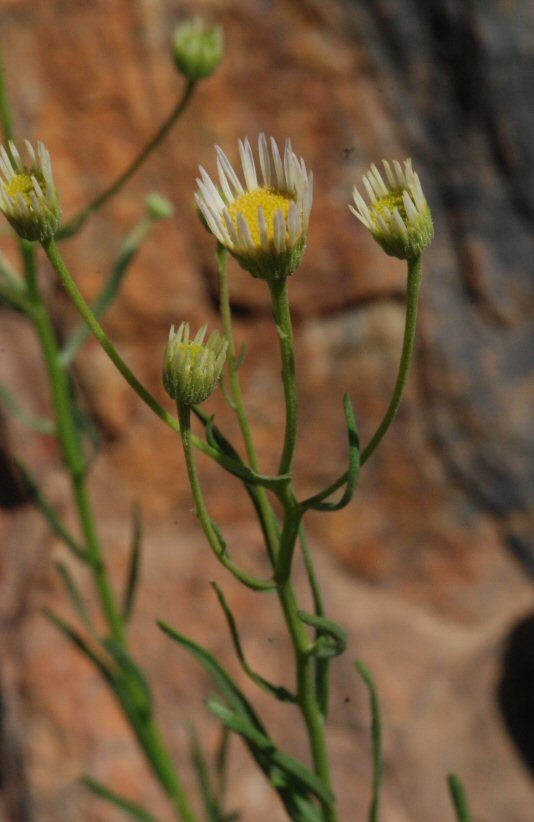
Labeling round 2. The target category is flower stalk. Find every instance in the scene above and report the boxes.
[57,80,197,239]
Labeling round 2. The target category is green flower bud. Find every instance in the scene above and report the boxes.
[146,193,174,220]
[0,140,61,242]
[172,19,224,82]
[350,159,433,260]
[163,322,227,406]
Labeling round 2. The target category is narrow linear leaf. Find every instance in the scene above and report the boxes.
[81,775,159,822]
[356,661,383,822]
[207,700,335,806]
[158,621,261,723]
[123,502,143,622]
[189,722,224,822]
[298,611,347,659]
[14,459,89,561]
[298,527,330,718]
[214,725,231,805]
[234,341,248,371]
[43,608,114,685]
[211,581,295,702]
[0,250,23,287]
[158,620,321,820]
[0,383,55,434]
[55,561,94,632]
[447,774,472,822]
[302,394,360,512]
[60,217,152,366]
[102,639,153,721]
[0,281,32,313]
[193,407,291,489]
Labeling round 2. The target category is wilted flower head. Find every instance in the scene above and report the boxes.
[195,134,313,280]
[350,159,433,260]
[172,18,224,81]
[0,140,61,242]
[163,322,227,406]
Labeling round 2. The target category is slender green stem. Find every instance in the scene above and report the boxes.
[177,402,275,591]
[275,488,337,821]
[22,241,126,645]
[58,82,196,238]
[217,246,279,562]
[134,720,198,822]
[60,216,153,366]
[43,238,281,486]
[306,256,423,505]
[300,526,331,718]
[25,240,195,819]
[265,275,337,817]
[268,278,298,476]
[0,39,14,142]
[360,255,422,462]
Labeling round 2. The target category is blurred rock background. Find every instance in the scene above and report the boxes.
[0,0,533,819]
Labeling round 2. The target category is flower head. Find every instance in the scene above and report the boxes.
[163,322,227,406]
[195,134,313,280]
[350,159,433,260]
[173,18,224,81]
[0,140,61,242]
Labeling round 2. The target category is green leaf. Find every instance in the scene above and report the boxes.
[302,394,360,512]
[298,612,347,659]
[158,621,323,821]
[193,406,291,490]
[355,661,383,822]
[189,722,226,821]
[298,527,330,718]
[0,383,55,434]
[122,503,143,622]
[214,725,231,805]
[59,217,152,366]
[81,775,159,822]
[211,582,295,702]
[447,774,472,822]
[234,341,248,371]
[55,561,94,632]
[0,280,32,313]
[207,700,335,806]
[14,459,89,561]
[102,640,153,721]
[43,608,114,686]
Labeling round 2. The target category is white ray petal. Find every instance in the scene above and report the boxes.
[258,133,271,186]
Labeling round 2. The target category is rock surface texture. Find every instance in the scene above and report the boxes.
[0,0,533,820]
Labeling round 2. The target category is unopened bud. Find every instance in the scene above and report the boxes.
[163,321,227,406]
[172,19,224,82]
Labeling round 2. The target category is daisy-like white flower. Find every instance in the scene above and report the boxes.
[195,134,313,280]
[0,140,61,242]
[350,159,433,260]
[163,322,228,406]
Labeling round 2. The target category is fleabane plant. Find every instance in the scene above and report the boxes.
[195,133,313,280]
[350,158,433,260]
[0,140,60,241]
[0,14,470,815]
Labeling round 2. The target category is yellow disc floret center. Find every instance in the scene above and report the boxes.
[178,341,206,366]
[5,171,46,207]
[373,190,406,226]
[227,187,295,247]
